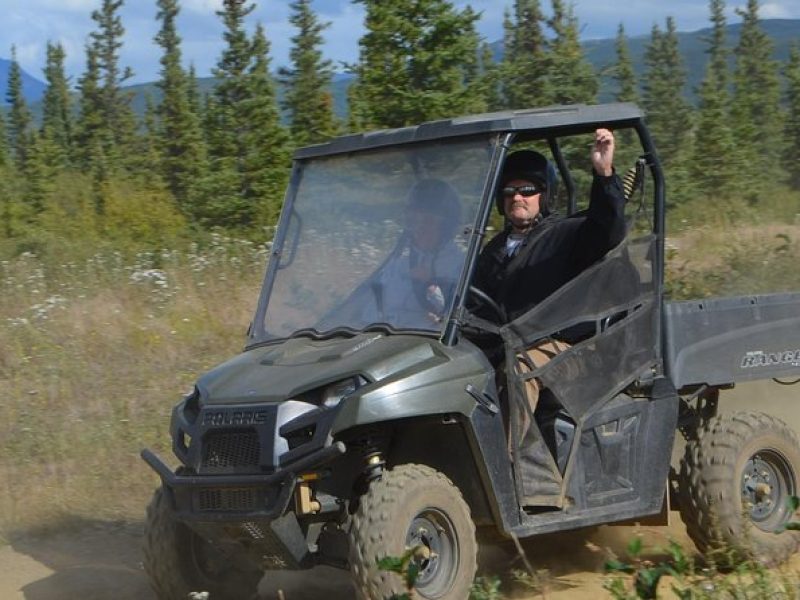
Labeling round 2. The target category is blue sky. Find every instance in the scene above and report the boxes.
[3,0,800,85]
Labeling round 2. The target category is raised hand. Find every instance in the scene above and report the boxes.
[591,128,615,177]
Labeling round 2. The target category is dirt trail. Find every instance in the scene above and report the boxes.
[0,520,683,600]
[1,381,797,600]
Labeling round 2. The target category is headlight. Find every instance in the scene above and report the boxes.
[321,376,365,407]
[182,386,201,424]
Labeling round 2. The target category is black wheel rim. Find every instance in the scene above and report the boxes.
[741,449,796,532]
[404,508,459,598]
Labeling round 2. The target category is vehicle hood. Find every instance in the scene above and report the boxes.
[196,333,445,405]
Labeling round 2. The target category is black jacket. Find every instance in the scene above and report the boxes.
[472,173,627,323]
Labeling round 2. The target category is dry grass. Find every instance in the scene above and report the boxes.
[665,223,800,300]
[664,186,800,299]
[0,236,267,537]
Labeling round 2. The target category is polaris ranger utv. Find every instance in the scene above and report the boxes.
[141,103,800,599]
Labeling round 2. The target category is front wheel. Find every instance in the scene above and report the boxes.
[677,412,800,566]
[349,463,477,599]
[142,487,263,600]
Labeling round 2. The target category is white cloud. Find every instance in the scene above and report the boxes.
[182,0,223,13]
[316,3,365,66]
[12,42,42,69]
[31,0,97,11]
[761,2,797,18]
[3,0,800,87]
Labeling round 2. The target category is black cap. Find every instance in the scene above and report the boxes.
[500,150,549,187]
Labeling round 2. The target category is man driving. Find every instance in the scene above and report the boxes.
[472,128,626,324]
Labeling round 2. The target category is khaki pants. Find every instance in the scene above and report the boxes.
[511,339,571,507]
[517,339,571,412]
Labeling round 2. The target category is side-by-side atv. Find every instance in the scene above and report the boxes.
[141,104,800,599]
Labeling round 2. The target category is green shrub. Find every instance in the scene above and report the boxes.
[604,534,800,599]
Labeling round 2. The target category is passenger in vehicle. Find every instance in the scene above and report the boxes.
[322,178,465,330]
[370,178,465,326]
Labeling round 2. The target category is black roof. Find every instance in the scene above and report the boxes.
[294,103,644,160]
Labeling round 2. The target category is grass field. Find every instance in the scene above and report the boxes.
[0,235,266,536]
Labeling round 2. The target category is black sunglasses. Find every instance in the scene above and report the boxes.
[501,184,544,198]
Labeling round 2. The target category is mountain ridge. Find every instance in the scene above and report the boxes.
[2,18,798,113]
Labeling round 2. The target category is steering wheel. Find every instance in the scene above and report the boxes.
[468,285,506,323]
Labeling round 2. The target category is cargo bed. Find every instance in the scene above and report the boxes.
[664,292,800,389]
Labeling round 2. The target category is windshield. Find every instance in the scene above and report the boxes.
[250,136,495,342]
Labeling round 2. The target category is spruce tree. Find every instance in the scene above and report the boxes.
[84,0,138,174]
[280,0,339,146]
[26,42,70,215]
[731,0,783,187]
[546,0,597,105]
[785,44,800,189]
[186,64,202,118]
[612,23,638,104]
[154,0,208,217]
[202,0,289,228]
[40,41,73,167]
[499,0,550,109]
[140,93,164,174]
[6,46,33,170]
[480,41,503,112]
[348,0,486,129]
[641,18,693,203]
[23,132,56,215]
[706,0,730,96]
[74,45,107,176]
[243,24,291,226]
[610,23,640,170]
[0,110,7,168]
[206,0,253,163]
[692,0,738,199]
[641,23,665,137]
[641,19,692,166]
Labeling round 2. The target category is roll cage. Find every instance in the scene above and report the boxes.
[251,103,665,354]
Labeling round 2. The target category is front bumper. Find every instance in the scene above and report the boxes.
[144,394,343,521]
[142,441,347,570]
[141,441,345,521]
[141,395,351,570]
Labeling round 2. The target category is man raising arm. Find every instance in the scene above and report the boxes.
[472,128,626,324]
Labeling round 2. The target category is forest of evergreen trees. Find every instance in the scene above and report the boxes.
[1,0,799,262]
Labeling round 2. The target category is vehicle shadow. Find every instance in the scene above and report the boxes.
[8,517,155,600]
[6,516,357,600]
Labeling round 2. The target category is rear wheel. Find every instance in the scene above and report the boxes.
[143,487,263,600]
[677,412,800,565]
[349,463,477,599]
